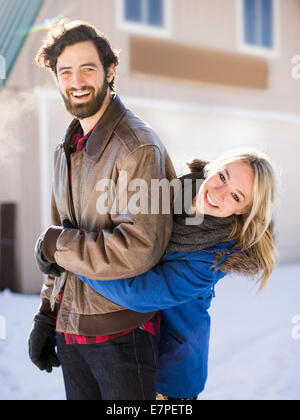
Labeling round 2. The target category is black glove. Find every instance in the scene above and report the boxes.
[28,312,60,373]
[34,233,65,277]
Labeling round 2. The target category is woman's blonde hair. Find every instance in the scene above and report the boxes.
[204,149,278,291]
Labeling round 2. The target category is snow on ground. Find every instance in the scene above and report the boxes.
[199,263,300,400]
[0,292,65,400]
[0,263,299,400]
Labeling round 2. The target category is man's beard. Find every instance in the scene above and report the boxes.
[61,79,109,119]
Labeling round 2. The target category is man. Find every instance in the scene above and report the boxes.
[28,19,175,400]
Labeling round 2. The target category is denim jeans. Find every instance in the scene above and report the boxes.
[56,328,159,400]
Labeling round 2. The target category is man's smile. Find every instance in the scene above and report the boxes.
[70,90,92,101]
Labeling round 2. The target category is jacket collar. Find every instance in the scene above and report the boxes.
[63,94,127,162]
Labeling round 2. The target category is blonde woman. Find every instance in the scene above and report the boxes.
[76,149,278,400]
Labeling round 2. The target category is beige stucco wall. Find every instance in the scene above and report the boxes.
[0,90,41,293]
[7,0,300,114]
[1,0,300,292]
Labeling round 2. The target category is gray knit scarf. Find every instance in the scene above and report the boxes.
[166,171,234,253]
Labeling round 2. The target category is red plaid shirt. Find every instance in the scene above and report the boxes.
[60,121,160,344]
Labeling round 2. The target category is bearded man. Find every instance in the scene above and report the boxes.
[28,20,175,400]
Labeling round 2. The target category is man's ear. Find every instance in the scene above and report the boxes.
[106,63,116,84]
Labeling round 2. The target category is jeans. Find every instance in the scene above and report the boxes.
[56,328,159,400]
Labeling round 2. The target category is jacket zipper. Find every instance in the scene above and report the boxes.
[62,142,78,227]
[56,143,77,298]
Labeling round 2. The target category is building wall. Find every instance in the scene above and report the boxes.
[7,0,300,113]
[2,0,300,292]
[0,90,41,293]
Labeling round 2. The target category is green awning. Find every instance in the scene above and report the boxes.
[0,0,44,87]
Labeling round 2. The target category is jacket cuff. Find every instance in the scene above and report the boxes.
[39,298,58,321]
[42,226,63,263]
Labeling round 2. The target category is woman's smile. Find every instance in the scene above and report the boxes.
[205,191,219,208]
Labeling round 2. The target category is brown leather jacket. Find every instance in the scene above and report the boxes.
[40,95,176,336]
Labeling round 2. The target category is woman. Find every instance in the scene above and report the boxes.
[76,149,277,399]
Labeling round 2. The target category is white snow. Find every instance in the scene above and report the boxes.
[0,292,65,400]
[0,263,299,400]
[199,263,300,400]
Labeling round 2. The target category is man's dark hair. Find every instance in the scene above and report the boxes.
[36,19,119,91]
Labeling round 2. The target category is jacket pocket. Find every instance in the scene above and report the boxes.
[164,327,185,345]
[158,327,186,368]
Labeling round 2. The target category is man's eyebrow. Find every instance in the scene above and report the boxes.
[224,168,246,201]
[80,63,98,68]
[57,66,72,72]
[57,63,98,72]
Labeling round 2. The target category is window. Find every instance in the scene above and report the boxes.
[239,0,278,56]
[118,0,170,37]
[125,0,163,27]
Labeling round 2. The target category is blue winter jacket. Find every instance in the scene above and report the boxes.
[76,240,237,398]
